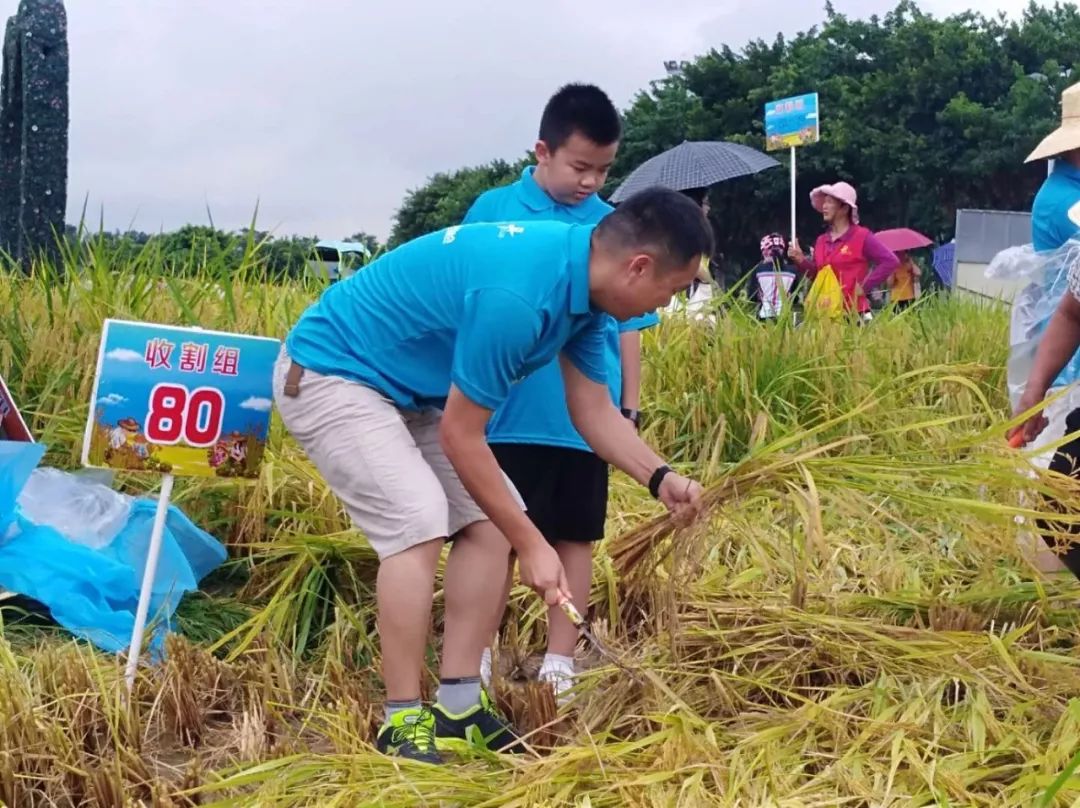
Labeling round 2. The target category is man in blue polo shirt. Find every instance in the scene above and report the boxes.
[464,83,659,704]
[272,188,711,764]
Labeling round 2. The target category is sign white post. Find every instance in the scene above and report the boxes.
[124,472,173,690]
[790,146,797,243]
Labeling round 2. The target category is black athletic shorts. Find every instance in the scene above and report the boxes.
[492,443,608,544]
[1039,406,1080,578]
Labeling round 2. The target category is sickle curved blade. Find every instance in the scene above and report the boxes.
[558,599,643,684]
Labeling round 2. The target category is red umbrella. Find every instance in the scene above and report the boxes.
[875,228,933,252]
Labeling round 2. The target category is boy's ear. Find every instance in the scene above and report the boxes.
[535,139,552,163]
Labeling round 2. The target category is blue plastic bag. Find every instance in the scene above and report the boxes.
[0,464,227,656]
[0,501,226,655]
[988,238,1080,406]
[0,440,44,534]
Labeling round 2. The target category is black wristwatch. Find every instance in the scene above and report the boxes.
[621,407,640,428]
[648,465,673,499]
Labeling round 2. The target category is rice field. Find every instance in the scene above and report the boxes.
[4,235,1080,806]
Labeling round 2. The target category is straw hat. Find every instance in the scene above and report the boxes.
[810,181,860,224]
[1026,82,1080,163]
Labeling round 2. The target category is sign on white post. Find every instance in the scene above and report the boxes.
[765,92,820,244]
[81,319,280,691]
[790,147,797,243]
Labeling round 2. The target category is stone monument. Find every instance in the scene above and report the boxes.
[0,0,67,271]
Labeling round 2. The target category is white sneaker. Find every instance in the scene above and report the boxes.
[480,647,492,688]
[538,656,575,707]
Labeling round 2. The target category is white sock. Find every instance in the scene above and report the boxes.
[480,647,492,685]
[540,653,574,674]
[540,653,576,707]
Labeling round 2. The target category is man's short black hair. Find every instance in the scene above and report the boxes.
[596,187,714,270]
[538,83,622,152]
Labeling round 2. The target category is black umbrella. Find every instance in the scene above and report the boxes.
[610,140,780,203]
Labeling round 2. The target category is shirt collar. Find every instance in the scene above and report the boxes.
[1054,160,1080,183]
[516,166,605,222]
[825,225,858,243]
[567,224,594,315]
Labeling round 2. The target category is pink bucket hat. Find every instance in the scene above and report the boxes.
[810,182,859,224]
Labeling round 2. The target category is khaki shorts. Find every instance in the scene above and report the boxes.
[271,347,522,559]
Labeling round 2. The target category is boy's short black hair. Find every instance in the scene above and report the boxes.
[596,187,714,271]
[538,83,622,152]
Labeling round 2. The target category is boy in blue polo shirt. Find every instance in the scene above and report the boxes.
[273,188,711,764]
[464,83,659,704]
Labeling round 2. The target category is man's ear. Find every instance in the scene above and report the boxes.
[628,253,653,279]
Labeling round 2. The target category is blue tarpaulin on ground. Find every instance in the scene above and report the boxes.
[0,440,226,655]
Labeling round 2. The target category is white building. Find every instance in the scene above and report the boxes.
[950,209,1032,302]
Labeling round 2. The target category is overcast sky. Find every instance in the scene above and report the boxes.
[60,0,1035,242]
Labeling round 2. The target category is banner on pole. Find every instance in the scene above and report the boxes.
[82,319,280,479]
[765,92,820,152]
[0,372,32,442]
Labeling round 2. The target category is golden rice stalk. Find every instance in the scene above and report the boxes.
[609,374,1080,584]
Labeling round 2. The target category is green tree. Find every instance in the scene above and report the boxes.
[384,2,1078,279]
[388,156,531,247]
[606,76,709,194]
[345,231,381,255]
[607,1,1073,274]
[157,225,239,275]
[261,234,317,279]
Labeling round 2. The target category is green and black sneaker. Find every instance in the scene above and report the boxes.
[432,690,526,754]
[375,706,442,764]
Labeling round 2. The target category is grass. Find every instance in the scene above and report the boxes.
[3,236,1080,805]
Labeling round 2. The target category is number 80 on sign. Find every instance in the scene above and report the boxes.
[145,384,226,447]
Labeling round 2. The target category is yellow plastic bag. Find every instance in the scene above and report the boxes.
[804,264,843,319]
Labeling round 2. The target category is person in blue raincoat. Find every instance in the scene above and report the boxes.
[1010,81,1080,577]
